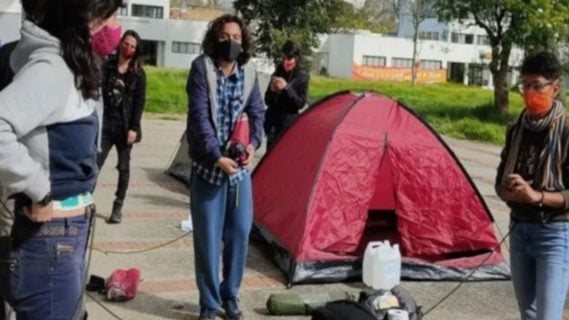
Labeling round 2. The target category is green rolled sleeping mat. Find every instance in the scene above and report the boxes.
[266,292,354,315]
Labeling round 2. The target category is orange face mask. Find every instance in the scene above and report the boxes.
[524,86,554,117]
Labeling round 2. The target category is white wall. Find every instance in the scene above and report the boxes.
[119,16,208,68]
[319,31,523,86]
[327,34,356,78]
[350,33,523,68]
[0,13,21,45]
[0,0,21,13]
[0,0,21,45]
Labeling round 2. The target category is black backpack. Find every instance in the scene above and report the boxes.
[311,285,422,320]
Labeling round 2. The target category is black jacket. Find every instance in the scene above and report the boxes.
[102,54,146,142]
[264,64,309,115]
[0,41,18,91]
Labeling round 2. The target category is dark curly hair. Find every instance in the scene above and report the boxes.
[22,0,122,100]
[201,14,255,66]
[521,51,561,81]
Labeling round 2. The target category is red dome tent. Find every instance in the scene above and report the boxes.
[252,91,509,285]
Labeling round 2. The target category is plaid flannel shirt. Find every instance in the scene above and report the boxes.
[192,65,248,186]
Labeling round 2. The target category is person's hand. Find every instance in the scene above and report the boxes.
[127,130,137,145]
[217,157,239,174]
[269,78,279,92]
[25,202,54,223]
[242,144,255,167]
[273,77,287,91]
[507,174,541,204]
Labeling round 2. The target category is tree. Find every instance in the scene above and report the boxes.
[332,1,394,34]
[437,0,569,115]
[233,0,346,66]
[392,0,436,86]
[363,0,399,33]
[513,0,569,54]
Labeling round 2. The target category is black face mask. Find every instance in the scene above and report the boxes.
[214,39,242,62]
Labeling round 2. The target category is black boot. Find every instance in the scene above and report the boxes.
[108,199,123,224]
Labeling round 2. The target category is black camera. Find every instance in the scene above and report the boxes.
[226,143,248,166]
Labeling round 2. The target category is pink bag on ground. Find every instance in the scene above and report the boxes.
[105,268,141,302]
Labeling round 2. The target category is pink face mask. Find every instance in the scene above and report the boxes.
[91,25,122,57]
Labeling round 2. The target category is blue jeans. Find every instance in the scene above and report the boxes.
[190,173,253,312]
[0,211,91,320]
[509,221,569,320]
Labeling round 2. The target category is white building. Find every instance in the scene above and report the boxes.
[313,1,524,86]
[0,0,274,72]
[1,0,521,85]
[118,0,207,68]
[0,0,212,69]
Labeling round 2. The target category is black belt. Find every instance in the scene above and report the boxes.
[511,209,569,224]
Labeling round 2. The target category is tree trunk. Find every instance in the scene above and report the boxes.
[493,68,509,116]
[411,26,419,86]
[489,40,513,116]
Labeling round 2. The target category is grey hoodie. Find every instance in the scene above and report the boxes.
[0,21,99,229]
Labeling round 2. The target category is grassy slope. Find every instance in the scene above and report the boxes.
[145,67,525,144]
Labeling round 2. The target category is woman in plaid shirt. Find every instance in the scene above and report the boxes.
[185,14,265,320]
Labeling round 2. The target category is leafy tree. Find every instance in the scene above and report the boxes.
[437,0,569,115]
[363,0,399,33]
[333,1,393,34]
[233,0,346,66]
[517,0,569,53]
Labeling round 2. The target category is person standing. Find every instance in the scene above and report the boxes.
[0,38,18,320]
[185,14,264,320]
[264,40,309,149]
[0,0,122,319]
[97,29,146,224]
[496,51,569,320]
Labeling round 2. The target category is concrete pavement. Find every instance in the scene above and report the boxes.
[86,116,566,320]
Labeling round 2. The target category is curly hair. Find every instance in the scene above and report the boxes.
[521,51,561,81]
[201,14,255,66]
[22,0,122,100]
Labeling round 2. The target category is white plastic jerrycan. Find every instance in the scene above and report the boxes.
[363,240,401,290]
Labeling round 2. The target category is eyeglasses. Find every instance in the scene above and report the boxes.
[518,81,553,93]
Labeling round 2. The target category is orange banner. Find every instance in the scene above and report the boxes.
[352,64,447,83]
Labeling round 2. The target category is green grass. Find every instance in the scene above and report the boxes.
[145,68,526,144]
[146,66,189,114]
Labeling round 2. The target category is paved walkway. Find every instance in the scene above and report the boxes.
[87,117,565,320]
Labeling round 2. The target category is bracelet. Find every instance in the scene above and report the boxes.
[538,190,545,208]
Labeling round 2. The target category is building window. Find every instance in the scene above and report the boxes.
[362,55,386,67]
[451,32,460,43]
[477,35,489,45]
[421,60,442,70]
[442,31,449,41]
[132,4,164,19]
[419,31,439,40]
[118,5,128,16]
[392,58,413,68]
[172,41,201,54]
[451,32,475,44]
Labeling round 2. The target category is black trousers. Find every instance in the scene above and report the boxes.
[97,129,132,201]
[264,110,298,150]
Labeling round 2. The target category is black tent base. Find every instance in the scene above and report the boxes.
[253,226,511,287]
